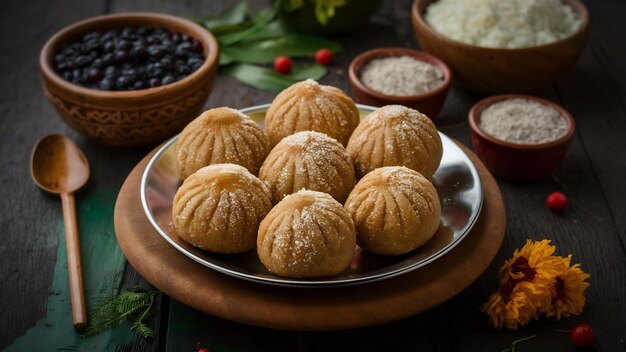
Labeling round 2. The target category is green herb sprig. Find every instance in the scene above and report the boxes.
[195,1,341,92]
[81,286,160,339]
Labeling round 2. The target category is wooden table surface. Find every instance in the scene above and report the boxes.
[1,0,625,351]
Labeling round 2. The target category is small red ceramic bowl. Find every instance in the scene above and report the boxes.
[348,47,452,121]
[468,94,575,181]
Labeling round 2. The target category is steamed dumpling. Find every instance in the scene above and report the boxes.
[344,166,441,255]
[346,105,443,178]
[264,79,360,146]
[172,164,272,253]
[257,190,356,278]
[258,131,356,204]
[175,107,270,179]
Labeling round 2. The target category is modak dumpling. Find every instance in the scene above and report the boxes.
[258,131,356,204]
[257,190,356,278]
[172,164,272,253]
[346,105,442,179]
[175,107,270,179]
[344,166,441,256]
[264,79,360,146]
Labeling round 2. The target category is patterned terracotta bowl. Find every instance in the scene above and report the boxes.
[40,13,219,147]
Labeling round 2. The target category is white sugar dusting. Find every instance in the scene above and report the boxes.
[269,190,343,268]
[302,78,320,89]
[272,132,349,191]
[187,164,270,226]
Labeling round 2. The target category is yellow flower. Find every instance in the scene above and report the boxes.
[483,240,591,329]
[545,255,590,320]
[500,239,564,283]
[482,279,549,330]
[483,240,564,329]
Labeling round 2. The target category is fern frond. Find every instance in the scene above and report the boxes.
[81,286,160,339]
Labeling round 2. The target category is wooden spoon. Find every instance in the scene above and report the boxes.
[30,134,89,331]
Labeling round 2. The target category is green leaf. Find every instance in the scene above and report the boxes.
[219,0,282,45]
[81,286,160,339]
[242,20,290,42]
[218,51,236,66]
[220,34,341,65]
[222,63,327,92]
[131,320,154,339]
[199,1,248,34]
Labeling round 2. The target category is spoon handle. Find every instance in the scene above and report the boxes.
[60,192,88,331]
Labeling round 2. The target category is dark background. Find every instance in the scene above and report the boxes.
[1,0,625,351]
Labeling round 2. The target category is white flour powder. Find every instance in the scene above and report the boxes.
[479,98,568,144]
[425,0,581,49]
[359,56,444,96]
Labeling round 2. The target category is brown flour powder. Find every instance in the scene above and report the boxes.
[360,56,444,96]
[479,98,568,144]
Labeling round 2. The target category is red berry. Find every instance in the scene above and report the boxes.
[350,247,363,269]
[274,56,292,74]
[546,192,568,211]
[570,323,594,348]
[315,48,333,66]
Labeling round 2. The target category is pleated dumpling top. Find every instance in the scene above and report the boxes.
[172,164,272,253]
[259,131,356,204]
[264,79,360,146]
[344,166,441,256]
[175,107,270,179]
[346,105,442,179]
[257,190,356,278]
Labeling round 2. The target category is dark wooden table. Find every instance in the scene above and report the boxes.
[2,0,625,351]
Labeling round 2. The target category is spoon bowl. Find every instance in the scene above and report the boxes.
[30,134,90,331]
[31,134,89,194]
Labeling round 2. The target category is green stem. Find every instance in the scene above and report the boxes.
[511,334,537,352]
[137,295,155,323]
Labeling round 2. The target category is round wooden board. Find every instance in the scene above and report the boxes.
[114,142,505,331]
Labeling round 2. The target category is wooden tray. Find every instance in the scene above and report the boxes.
[114,142,505,331]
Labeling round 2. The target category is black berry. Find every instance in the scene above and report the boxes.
[161,75,175,85]
[53,26,205,91]
[87,68,103,83]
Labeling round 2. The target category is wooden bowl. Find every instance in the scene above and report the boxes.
[40,13,219,147]
[348,47,452,120]
[468,94,575,181]
[411,0,589,94]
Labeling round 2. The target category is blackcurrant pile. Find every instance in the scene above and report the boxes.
[53,26,205,91]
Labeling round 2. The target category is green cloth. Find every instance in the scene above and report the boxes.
[4,191,134,351]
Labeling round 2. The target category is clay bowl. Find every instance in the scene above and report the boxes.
[40,13,219,147]
[348,47,452,120]
[411,0,589,94]
[468,94,575,181]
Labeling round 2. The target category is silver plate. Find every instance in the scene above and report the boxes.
[140,104,483,287]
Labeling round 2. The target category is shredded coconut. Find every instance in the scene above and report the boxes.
[479,98,569,144]
[424,0,581,49]
[360,56,444,96]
